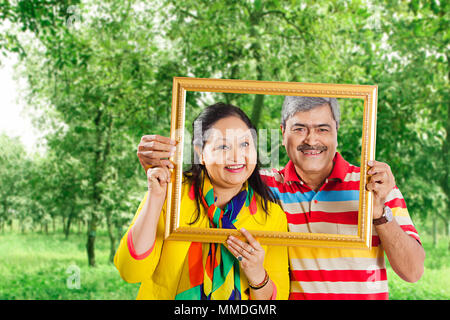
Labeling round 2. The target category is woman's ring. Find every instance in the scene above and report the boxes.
[237,256,243,262]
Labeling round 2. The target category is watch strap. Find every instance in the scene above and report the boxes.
[373,216,388,225]
[373,206,393,225]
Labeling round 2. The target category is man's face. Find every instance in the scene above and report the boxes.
[281,103,338,179]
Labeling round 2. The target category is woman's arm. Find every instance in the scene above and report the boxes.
[131,166,171,255]
[114,167,170,283]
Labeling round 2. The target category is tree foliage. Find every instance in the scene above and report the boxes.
[0,0,448,266]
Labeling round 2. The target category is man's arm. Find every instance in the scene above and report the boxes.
[367,160,425,283]
[374,214,425,282]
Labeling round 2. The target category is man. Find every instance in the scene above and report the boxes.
[136,96,425,300]
[261,96,424,299]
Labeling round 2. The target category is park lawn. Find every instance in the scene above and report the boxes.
[0,231,139,300]
[0,231,448,300]
[386,236,450,300]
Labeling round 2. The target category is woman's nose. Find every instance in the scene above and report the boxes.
[226,145,243,163]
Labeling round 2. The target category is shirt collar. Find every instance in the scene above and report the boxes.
[282,152,349,183]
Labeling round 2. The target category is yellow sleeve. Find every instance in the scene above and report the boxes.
[114,191,166,283]
[263,202,290,300]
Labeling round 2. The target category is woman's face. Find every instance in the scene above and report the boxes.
[200,116,257,190]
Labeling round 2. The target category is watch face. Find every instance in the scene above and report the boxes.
[384,206,393,222]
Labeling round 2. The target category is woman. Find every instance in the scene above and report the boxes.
[114,103,289,300]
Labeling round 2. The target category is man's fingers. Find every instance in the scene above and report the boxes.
[366,181,383,193]
[138,140,177,153]
[139,150,173,160]
[369,172,388,184]
[160,159,175,169]
[140,158,174,170]
[141,135,176,146]
[367,160,391,175]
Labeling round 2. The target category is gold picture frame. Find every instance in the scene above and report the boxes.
[165,77,377,250]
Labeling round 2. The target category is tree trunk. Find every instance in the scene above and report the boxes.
[86,213,98,267]
[62,216,66,234]
[105,211,116,264]
[249,12,265,128]
[65,207,76,239]
[86,108,112,267]
[432,213,437,247]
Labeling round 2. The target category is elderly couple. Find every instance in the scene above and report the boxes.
[114,96,425,300]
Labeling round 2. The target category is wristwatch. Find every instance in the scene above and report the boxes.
[373,206,393,226]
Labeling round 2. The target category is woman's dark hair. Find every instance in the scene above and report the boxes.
[183,102,275,224]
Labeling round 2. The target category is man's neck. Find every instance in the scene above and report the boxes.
[294,164,334,192]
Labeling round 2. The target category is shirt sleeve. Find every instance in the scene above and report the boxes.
[114,191,167,283]
[262,202,290,300]
[385,186,421,244]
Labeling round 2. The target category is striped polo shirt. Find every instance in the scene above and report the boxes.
[260,152,421,300]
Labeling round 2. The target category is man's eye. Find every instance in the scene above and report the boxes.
[217,145,230,150]
[318,128,329,132]
[240,142,250,147]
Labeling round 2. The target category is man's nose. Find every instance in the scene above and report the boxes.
[303,129,317,145]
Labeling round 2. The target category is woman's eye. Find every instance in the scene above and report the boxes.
[217,145,230,150]
[240,142,250,147]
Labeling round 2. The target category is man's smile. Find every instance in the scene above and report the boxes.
[297,145,327,157]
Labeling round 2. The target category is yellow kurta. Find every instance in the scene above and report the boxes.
[114,179,289,300]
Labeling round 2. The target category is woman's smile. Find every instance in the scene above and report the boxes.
[224,164,246,173]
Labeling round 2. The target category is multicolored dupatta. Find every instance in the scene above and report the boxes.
[174,175,257,300]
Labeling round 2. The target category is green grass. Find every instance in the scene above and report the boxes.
[0,230,448,300]
[0,231,139,299]
[386,235,450,300]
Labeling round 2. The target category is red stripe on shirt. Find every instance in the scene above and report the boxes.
[385,197,407,209]
[322,180,360,191]
[289,292,389,300]
[290,269,387,282]
[286,211,359,225]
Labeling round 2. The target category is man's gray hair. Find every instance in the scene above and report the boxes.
[281,96,340,130]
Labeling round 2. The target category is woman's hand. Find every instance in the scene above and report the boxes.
[147,166,171,198]
[226,228,266,286]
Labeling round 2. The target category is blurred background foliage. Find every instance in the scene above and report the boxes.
[0,0,448,299]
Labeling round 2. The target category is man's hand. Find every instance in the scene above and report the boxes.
[137,135,177,172]
[366,160,396,219]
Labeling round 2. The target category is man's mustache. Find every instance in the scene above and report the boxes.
[297,144,328,152]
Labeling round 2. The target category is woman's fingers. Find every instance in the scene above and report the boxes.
[226,240,251,261]
[147,167,172,189]
[239,228,262,250]
[226,228,264,264]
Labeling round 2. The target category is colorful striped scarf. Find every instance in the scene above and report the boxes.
[175,175,257,300]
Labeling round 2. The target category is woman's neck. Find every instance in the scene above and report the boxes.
[211,183,243,209]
